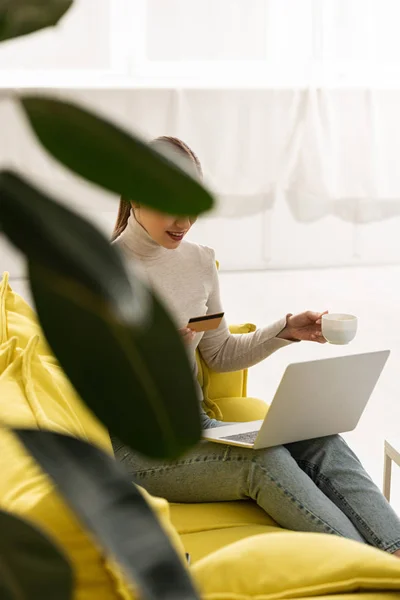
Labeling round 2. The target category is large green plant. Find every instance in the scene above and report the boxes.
[0,2,214,598]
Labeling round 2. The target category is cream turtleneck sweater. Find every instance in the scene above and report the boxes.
[115,213,292,428]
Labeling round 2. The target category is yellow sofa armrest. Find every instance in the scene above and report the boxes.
[197,322,268,423]
[211,397,268,423]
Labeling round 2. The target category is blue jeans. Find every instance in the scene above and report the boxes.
[112,434,400,553]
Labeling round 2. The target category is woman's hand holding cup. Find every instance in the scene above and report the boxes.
[278,310,358,345]
[278,311,329,343]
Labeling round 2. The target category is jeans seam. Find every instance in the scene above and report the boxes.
[248,459,344,537]
[133,453,232,475]
[296,459,396,551]
[384,540,400,554]
[319,473,387,549]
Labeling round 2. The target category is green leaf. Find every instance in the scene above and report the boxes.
[19,95,214,216]
[0,581,13,600]
[29,263,201,458]
[0,171,201,459]
[0,508,73,600]
[15,430,199,600]
[0,0,73,42]
[0,170,148,324]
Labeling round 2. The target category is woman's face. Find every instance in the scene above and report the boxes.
[134,205,196,249]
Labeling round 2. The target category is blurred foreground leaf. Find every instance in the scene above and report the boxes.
[15,430,200,600]
[20,95,214,216]
[0,508,73,600]
[0,0,73,42]
[0,171,201,459]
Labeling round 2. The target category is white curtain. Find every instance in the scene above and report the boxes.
[4,87,400,223]
[285,89,400,223]
[3,87,400,273]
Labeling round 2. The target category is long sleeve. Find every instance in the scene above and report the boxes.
[198,250,294,373]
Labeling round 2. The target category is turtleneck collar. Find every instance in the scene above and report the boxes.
[117,211,168,261]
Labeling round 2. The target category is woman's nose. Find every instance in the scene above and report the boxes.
[175,217,191,230]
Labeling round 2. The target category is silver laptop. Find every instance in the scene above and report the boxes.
[203,350,390,449]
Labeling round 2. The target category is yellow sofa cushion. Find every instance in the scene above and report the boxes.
[0,338,189,599]
[0,272,52,356]
[0,343,126,599]
[170,501,283,562]
[193,532,400,599]
[171,499,278,536]
[0,336,17,373]
[0,273,188,599]
[301,596,400,600]
[0,335,112,452]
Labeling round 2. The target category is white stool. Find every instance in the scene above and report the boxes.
[383,439,400,502]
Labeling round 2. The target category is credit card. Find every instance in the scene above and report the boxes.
[187,312,224,332]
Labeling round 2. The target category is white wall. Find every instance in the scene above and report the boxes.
[0,0,125,79]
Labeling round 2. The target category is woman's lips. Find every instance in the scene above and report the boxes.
[166,231,185,241]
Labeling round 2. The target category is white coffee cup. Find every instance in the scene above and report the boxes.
[321,313,358,345]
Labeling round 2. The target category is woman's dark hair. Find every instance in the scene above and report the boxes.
[111,136,202,242]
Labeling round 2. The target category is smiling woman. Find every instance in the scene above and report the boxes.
[128,208,197,249]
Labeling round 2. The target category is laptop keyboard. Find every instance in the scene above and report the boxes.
[220,431,259,445]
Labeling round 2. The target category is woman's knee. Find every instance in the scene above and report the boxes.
[312,434,356,460]
[308,434,341,447]
[290,434,362,474]
[250,444,297,477]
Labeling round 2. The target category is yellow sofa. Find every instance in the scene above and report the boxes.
[1,272,400,600]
